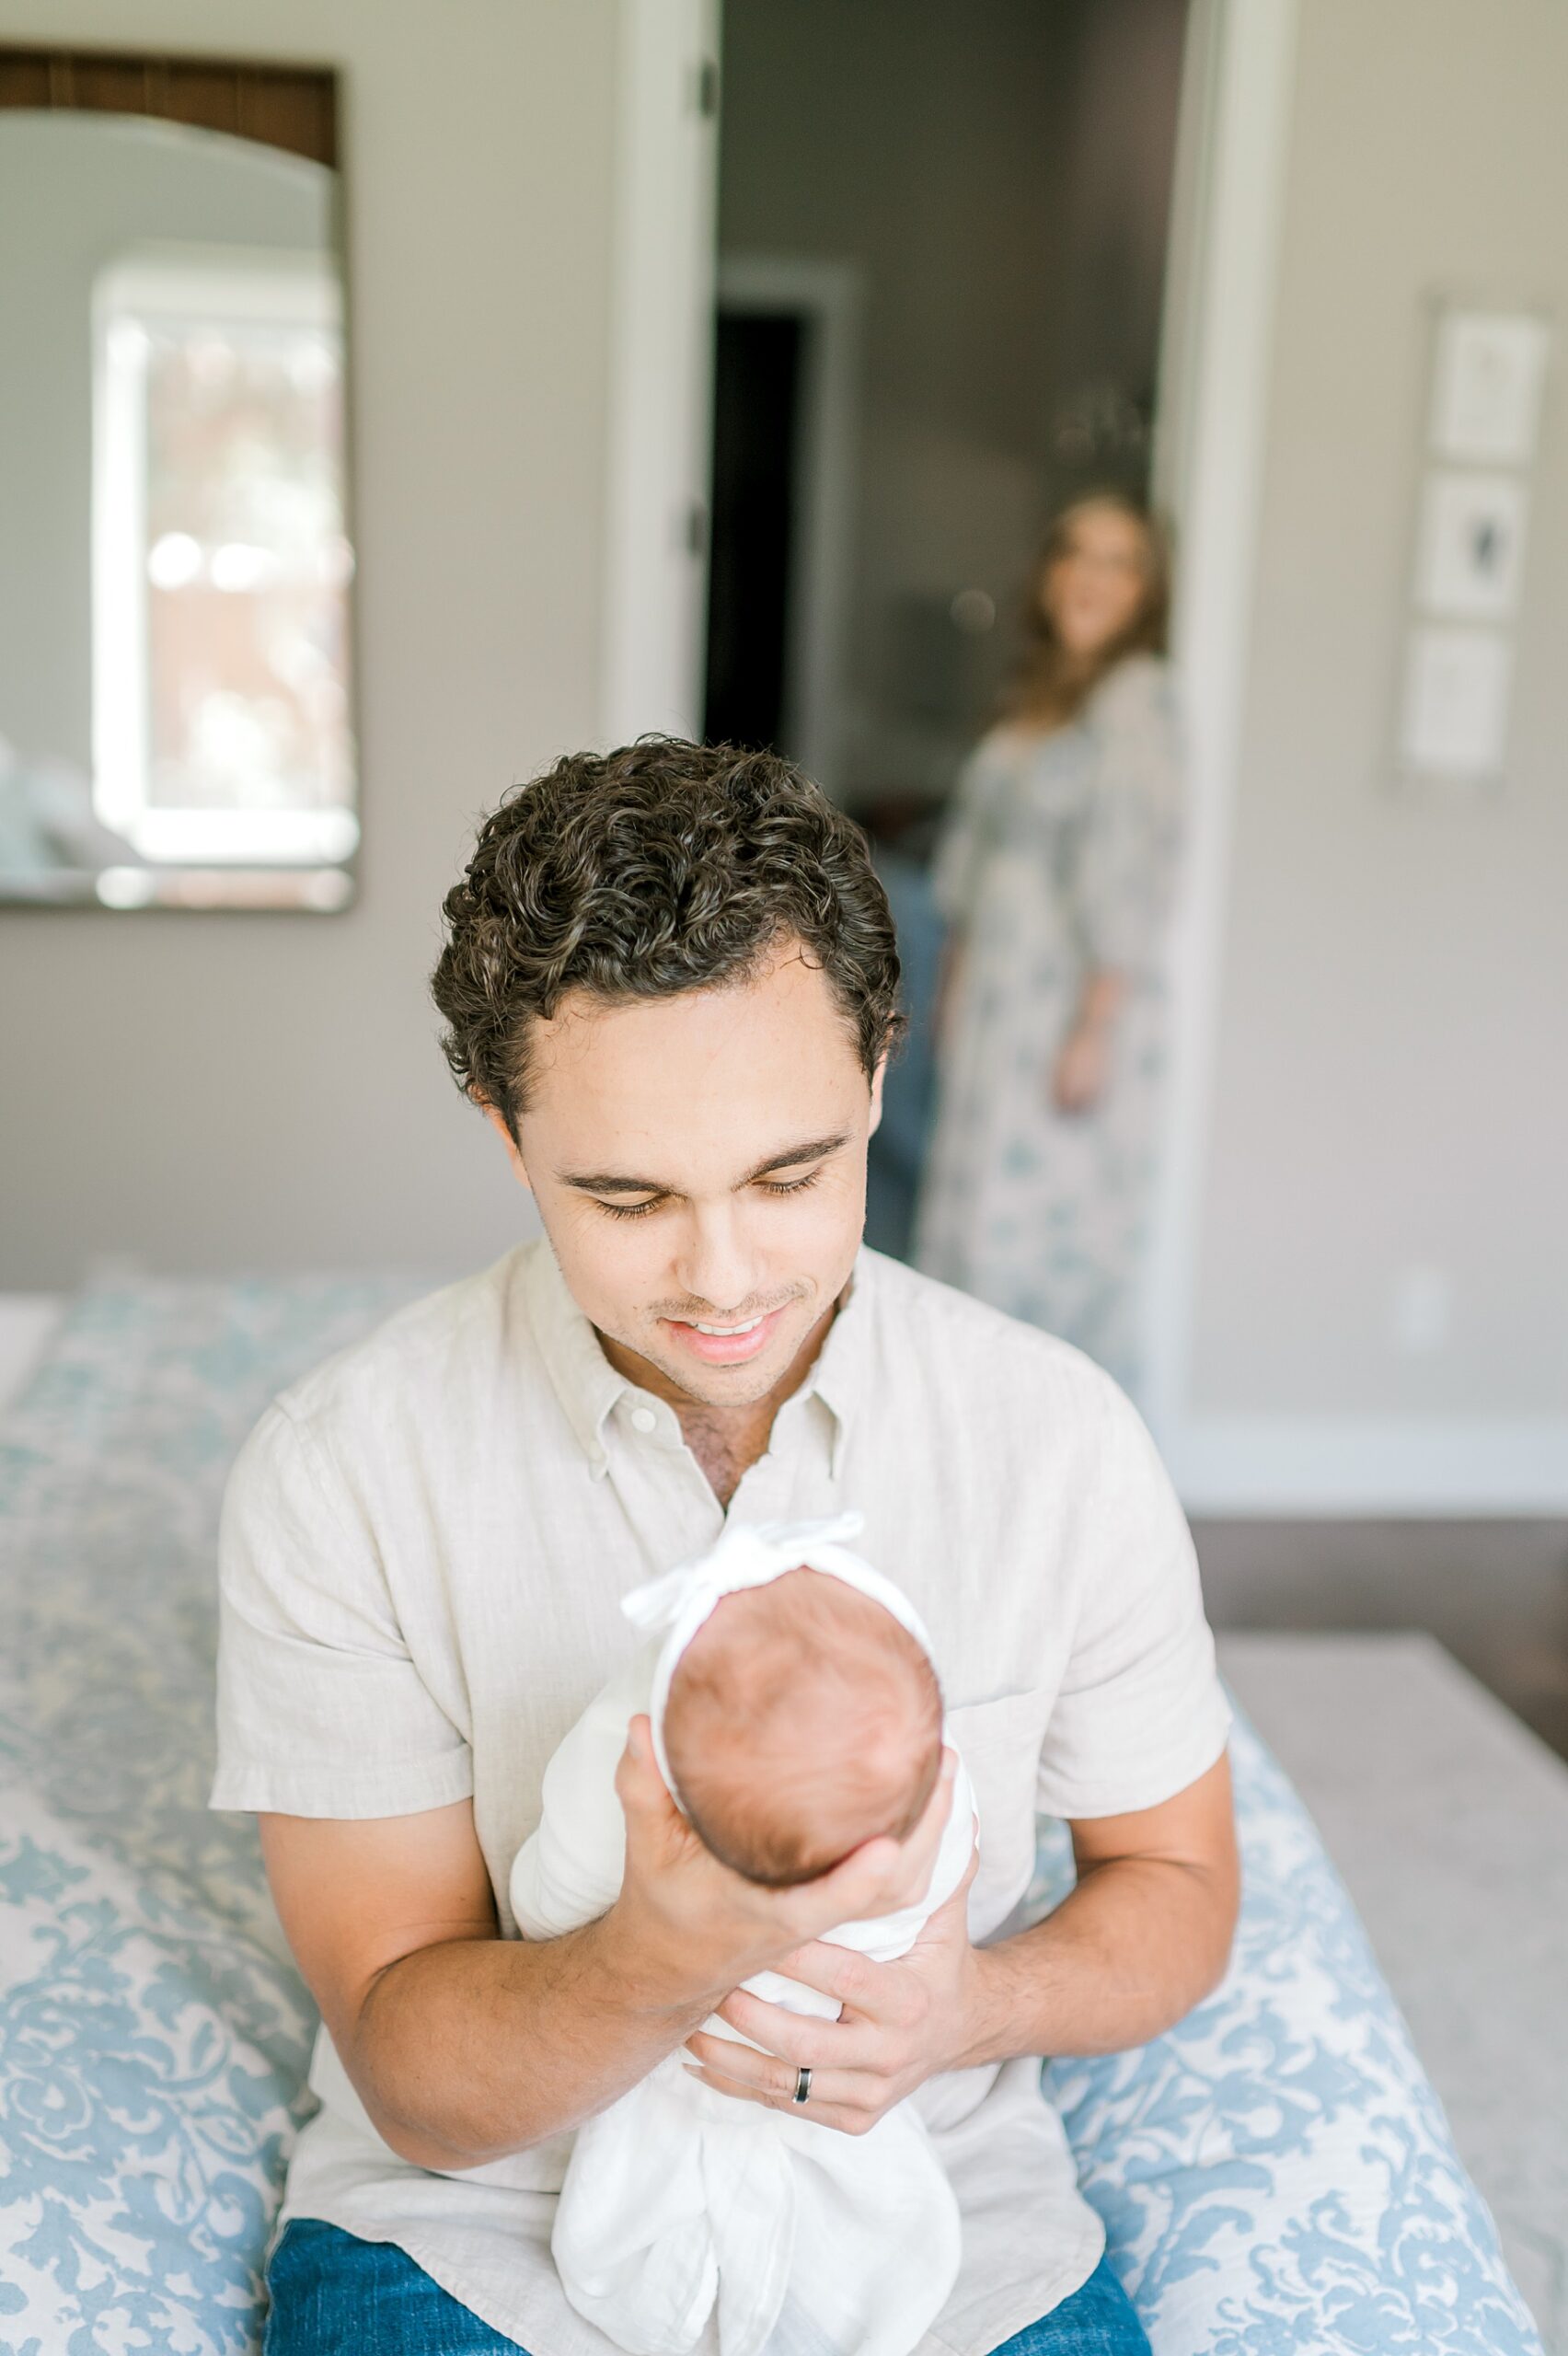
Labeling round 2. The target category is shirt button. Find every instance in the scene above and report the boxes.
[630,1406,657,1435]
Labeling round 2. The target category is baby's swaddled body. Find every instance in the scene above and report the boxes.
[509,1518,977,2356]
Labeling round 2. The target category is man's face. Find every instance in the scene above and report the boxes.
[494,939,883,1409]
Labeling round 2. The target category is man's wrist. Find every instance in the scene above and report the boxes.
[951,1937,1051,2073]
[591,1892,735,2023]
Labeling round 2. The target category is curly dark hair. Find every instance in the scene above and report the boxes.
[431,738,905,1137]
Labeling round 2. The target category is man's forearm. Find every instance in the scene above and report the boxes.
[959,1852,1238,2070]
[350,1911,722,2169]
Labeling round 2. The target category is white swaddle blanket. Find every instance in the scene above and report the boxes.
[509,1514,977,2356]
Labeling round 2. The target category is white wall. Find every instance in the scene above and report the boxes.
[0,0,616,1285]
[1179,0,1568,1507]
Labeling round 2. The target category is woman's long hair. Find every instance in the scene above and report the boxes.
[1002,492,1171,732]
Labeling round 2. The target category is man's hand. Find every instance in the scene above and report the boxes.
[683,1829,985,2136]
[686,1753,1239,2135]
[612,1716,961,2003]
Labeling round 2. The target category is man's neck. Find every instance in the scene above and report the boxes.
[597,1297,841,1507]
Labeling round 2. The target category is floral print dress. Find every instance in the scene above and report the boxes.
[913,653,1183,1391]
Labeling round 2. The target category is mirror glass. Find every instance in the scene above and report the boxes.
[0,104,356,909]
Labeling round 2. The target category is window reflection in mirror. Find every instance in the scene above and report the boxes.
[0,65,355,911]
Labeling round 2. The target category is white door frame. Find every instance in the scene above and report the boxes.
[1140,0,1300,1464]
[598,0,722,746]
[716,254,862,791]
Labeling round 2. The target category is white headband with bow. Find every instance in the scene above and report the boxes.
[620,1511,938,1806]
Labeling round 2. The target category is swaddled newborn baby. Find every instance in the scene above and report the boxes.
[509,1515,976,2356]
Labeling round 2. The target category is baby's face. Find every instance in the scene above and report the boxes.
[662,1570,942,1887]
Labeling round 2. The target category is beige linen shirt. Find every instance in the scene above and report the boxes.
[212,1239,1230,2356]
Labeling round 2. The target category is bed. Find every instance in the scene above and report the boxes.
[0,1278,1545,2355]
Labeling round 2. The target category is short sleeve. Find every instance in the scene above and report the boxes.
[1075,656,1183,976]
[1036,1375,1230,1821]
[210,1400,474,1818]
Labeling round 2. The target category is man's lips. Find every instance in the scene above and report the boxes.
[660,1304,791,1366]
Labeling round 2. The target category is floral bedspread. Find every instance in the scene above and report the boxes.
[0,1281,1544,2355]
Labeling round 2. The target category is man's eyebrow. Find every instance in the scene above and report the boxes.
[559,1131,851,1198]
[742,1131,850,1184]
[559,1168,667,1196]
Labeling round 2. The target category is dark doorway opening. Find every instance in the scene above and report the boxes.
[703,310,804,754]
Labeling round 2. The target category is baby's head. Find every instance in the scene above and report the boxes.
[661,1568,943,1888]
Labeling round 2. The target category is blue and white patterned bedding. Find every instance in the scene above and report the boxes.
[0,1282,1545,2356]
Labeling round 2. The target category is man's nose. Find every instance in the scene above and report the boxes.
[674,1203,759,1313]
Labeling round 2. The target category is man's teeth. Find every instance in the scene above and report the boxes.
[691,1314,765,1335]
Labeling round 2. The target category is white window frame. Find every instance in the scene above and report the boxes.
[91,242,359,868]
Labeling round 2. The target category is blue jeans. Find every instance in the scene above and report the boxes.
[264,2218,1152,2354]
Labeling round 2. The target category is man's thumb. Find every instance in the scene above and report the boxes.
[617,1715,674,1820]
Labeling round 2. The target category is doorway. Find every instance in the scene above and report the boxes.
[704,309,802,755]
[705,0,1189,815]
[601,0,1301,1447]
[704,255,860,782]
[705,0,1192,1266]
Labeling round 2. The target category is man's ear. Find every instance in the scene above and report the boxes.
[867,1054,889,1141]
[479,1101,535,1194]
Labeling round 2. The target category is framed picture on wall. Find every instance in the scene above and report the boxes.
[1428,308,1551,466]
[1399,625,1512,781]
[1414,471,1529,620]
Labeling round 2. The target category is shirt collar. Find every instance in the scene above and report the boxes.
[790,1250,873,1476]
[523,1239,629,1478]
[522,1236,878,1482]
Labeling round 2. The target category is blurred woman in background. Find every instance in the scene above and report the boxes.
[914,493,1181,1392]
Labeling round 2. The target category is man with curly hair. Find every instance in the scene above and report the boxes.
[213,737,1237,2356]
